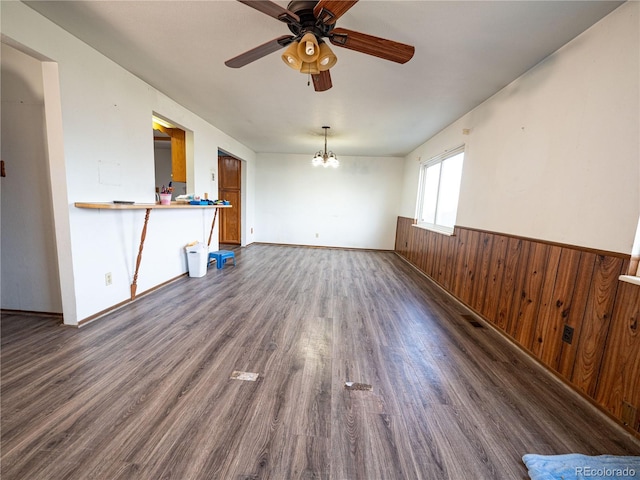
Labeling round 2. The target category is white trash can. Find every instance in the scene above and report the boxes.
[185,242,208,278]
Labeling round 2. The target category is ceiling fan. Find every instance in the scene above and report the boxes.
[225,0,415,92]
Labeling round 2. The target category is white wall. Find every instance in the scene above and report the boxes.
[400,2,639,255]
[255,153,404,250]
[1,43,62,312]
[2,2,256,324]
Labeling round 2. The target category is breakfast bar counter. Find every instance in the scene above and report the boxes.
[75,202,232,299]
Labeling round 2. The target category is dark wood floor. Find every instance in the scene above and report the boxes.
[2,245,639,480]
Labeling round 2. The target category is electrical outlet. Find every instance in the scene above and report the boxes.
[105,272,112,286]
[562,324,574,344]
[315,233,319,238]
[211,172,215,181]
[251,227,254,234]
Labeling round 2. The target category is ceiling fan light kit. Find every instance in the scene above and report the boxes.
[313,126,339,168]
[226,0,415,92]
[281,35,335,74]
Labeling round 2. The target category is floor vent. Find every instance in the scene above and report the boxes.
[462,314,484,328]
[230,371,259,382]
[345,381,372,391]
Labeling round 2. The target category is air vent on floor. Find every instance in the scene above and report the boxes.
[345,381,372,391]
[462,314,484,328]
[230,371,259,381]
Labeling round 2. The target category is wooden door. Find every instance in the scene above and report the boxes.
[218,155,241,245]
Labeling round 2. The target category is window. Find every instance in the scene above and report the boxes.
[415,145,464,235]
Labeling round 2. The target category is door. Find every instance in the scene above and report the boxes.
[218,155,241,245]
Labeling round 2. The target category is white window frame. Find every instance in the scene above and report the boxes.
[415,145,465,235]
[620,215,640,286]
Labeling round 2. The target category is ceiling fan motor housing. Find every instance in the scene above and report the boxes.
[286,0,335,41]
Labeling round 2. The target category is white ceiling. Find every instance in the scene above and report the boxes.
[24,0,623,157]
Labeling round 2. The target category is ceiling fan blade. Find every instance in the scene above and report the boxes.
[314,0,358,25]
[330,27,415,64]
[225,35,294,68]
[236,0,300,24]
[312,70,332,92]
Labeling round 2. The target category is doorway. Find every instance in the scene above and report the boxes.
[218,153,241,245]
[1,42,62,314]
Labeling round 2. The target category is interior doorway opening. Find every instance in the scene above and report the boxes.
[1,42,63,316]
[153,115,187,199]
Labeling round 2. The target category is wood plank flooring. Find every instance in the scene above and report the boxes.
[2,244,639,479]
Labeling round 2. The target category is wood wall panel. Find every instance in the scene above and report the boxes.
[451,228,470,299]
[460,230,481,306]
[481,234,508,324]
[532,245,563,358]
[412,222,420,264]
[532,247,582,370]
[497,237,527,333]
[513,242,549,351]
[442,234,456,290]
[595,281,640,431]
[571,255,624,397]
[394,217,639,436]
[557,252,596,380]
[393,218,407,257]
[436,234,448,286]
[409,224,420,267]
[506,239,532,338]
[414,226,425,271]
[425,228,438,277]
[470,233,494,315]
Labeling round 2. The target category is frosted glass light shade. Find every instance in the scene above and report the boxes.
[300,61,319,75]
[297,33,319,62]
[281,41,302,70]
[317,43,337,71]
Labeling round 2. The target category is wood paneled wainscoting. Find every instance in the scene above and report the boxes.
[395,216,640,438]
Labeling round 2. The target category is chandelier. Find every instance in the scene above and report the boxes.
[312,126,339,168]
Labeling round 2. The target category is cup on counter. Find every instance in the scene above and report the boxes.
[159,193,172,205]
